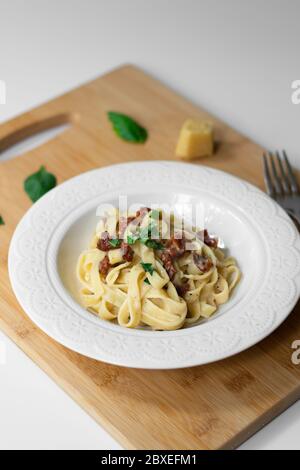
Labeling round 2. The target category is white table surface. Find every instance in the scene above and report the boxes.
[0,0,300,450]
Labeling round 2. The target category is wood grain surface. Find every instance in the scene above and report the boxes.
[0,65,299,449]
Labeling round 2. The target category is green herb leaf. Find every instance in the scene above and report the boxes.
[127,222,163,250]
[109,238,121,248]
[0,216,4,225]
[141,262,154,275]
[107,112,148,143]
[126,235,134,245]
[145,239,164,250]
[127,232,140,245]
[144,278,151,285]
[24,166,56,203]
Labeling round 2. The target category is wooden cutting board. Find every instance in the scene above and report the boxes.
[0,64,299,450]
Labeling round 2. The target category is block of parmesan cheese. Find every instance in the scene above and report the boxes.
[175,119,214,159]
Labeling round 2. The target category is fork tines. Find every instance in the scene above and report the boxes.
[263,150,299,197]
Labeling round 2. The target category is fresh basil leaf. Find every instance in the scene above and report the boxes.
[127,230,140,245]
[107,112,148,143]
[109,238,121,248]
[144,278,151,285]
[24,166,56,203]
[127,223,163,250]
[0,216,4,225]
[127,233,140,245]
[141,262,154,275]
[126,235,135,245]
[145,239,164,250]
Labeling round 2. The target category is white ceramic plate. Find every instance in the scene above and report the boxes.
[8,161,300,369]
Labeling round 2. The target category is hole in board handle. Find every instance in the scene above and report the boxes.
[0,113,78,161]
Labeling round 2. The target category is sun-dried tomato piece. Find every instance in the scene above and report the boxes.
[197,229,218,248]
[97,231,111,251]
[99,255,110,275]
[160,251,177,279]
[164,234,185,259]
[118,207,151,238]
[136,207,151,218]
[193,253,213,272]
[121,242,134,262]
[118,216,136,238]
[175,280,190,298]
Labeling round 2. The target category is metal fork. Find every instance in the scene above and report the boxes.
[263,150,300,226]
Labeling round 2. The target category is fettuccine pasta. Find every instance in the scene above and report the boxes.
[77,207,241,330]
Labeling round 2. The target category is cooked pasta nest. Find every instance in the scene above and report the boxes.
[77,207,241,331]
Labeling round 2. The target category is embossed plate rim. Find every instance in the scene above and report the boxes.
[8,161,300,368]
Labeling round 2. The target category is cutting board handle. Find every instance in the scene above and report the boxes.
[0,112,74,155]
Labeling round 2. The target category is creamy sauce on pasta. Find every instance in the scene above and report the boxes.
[77,208,241,330]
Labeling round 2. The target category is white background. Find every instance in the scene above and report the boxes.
[0,0,300,450]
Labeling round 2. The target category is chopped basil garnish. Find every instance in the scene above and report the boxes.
[109,238,121,248]
[126,221,163,250]
[144,239,164,250]
[127,233,140,245]
[0,216,4,225]
[144,278,151,285]
[141,262,154,275]
[107,112,148,143]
